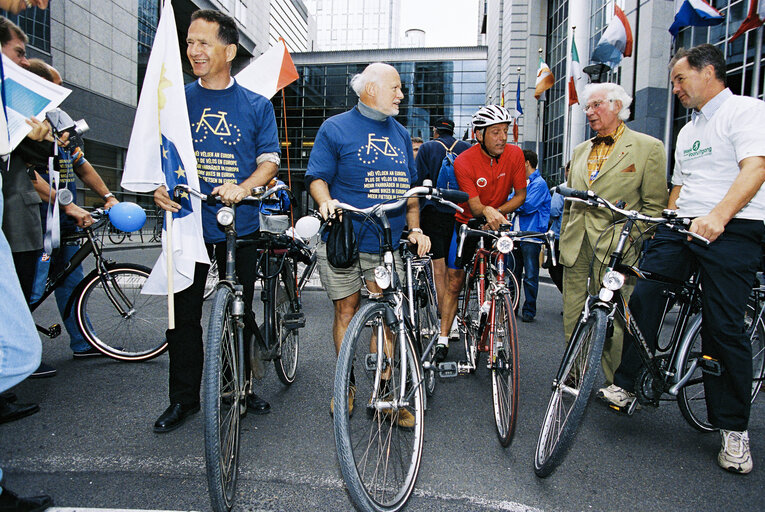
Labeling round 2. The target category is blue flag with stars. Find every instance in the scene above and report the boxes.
[161,134,192,219]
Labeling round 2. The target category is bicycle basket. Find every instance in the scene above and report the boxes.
[259,212,290,234]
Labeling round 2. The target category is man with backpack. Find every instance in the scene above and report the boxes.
[414,118,470,318]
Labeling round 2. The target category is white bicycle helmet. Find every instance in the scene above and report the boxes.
[471,105,512,130]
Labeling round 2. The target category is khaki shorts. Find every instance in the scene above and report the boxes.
[316,241,405,301]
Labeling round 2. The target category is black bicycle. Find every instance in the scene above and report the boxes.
[31,208,167,362]
[172,184,316,512]
[533,187,765,477]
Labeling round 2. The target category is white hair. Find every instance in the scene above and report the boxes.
[350,62,391,98]
[580,82,633,121]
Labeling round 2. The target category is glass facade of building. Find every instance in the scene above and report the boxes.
[137,0,159,56]
[308,0,401,50]
[270,0,309,52]
[1,6,49,53]
[542,0,569,186]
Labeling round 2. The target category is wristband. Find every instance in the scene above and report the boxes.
[103,192,114,201]
[410,228,423,234]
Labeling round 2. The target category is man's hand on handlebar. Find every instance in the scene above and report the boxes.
[212,182,249,205]
[318,198,340,220]
[103,196,119,210]
[482,205,509,231]
[689,212,726,243]
[407,231,431,257]
[63,203,94,228]
[154,185,181,213]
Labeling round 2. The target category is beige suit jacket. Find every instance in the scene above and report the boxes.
[559,126,669,267]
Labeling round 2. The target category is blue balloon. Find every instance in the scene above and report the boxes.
[108,202,146,232]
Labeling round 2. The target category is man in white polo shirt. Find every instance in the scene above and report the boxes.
[599,44,765,474]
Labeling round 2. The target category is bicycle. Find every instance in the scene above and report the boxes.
[331,184,467,512]
[172,184,316,512]
[533,187,765,477]
[30,207,167,362]
[444,221,555,446]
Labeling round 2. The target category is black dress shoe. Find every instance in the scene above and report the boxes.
[246,393,271,415]
[153,402,200,433]
[0,391,17,403]
[0,397,39,424]
[0,487,53,512]
[29,363,56,379]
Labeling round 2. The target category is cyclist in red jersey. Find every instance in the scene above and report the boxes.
[434,105,527,363]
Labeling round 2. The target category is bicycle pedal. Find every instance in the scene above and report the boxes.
[437,361,458,378]
[282,312,305,329]
[607,398,639,416]
[47,323,62,338]
[699,355,722,376]
[364,353,390,372]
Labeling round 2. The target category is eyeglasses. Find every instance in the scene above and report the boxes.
[582,99,613,113]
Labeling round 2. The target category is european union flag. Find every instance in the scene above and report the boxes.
[161,134,192,219]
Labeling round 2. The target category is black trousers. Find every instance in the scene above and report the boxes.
[12,249,41,302]
[613,220,764,431]
[166,237,260,405]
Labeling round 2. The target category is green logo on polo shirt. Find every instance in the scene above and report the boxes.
[682,140,712,160]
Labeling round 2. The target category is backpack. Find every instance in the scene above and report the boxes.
[435,139,460,191]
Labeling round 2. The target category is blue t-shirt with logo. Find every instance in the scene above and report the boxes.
[185,80,280,243]
[305,106,417,253]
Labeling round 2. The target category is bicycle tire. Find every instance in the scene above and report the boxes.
[534,308,607,477]
[460,272,483,370]
[74,264,168,361]
[414,267,438,396]
[204,256,220,301]
[274,263,300,385]
[203,286,242,512]
[491,290,519,447]
[108,229,126,245]
[334,301,424,512]
[504,269,520,313]
[677,302,765,432]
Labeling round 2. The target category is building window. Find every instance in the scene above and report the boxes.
[541,0,568,186]
[0,7,50,53]
[137,0,159,55]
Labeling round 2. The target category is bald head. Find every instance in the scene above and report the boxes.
[350,62,403,116]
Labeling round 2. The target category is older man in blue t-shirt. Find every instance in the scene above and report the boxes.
[305,62,430,422]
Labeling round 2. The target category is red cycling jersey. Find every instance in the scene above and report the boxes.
[453,143,527,224]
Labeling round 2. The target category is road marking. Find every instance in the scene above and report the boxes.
[50,509,198,512]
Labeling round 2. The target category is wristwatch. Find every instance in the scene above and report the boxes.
[102,192,114,200]
[410,228,423,234]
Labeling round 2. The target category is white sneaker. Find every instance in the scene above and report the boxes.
[597,384,638,409]
[718,430,753,474]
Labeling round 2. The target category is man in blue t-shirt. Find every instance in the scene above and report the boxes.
[152,10,280,434]
[305,62,430,423]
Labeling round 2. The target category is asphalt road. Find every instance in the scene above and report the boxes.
[2,245,763,511]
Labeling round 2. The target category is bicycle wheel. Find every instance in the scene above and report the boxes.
[334,301,425,512]
[274,264,299,385]
[75,264,168,361]
[414,267,438,396]
[204,255,220,300]
[491,290,519,447]
[460,272,483,369]
[534,308,607,477]
[108,228,126,244]
[203,286,242,512]
[504,270,520,313]
[677,302,765,432]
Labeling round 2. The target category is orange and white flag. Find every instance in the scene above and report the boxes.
[235,39,299,99]
[534,57,554,100]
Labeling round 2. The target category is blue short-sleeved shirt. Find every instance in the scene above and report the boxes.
[305,106,416,253]
[186,80,280,243]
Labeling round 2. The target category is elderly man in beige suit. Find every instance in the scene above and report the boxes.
[560,82,669,384]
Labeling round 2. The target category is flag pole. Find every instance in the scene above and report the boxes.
[751,26,762,99]
[166,209,175,329]
[536,48,543,157]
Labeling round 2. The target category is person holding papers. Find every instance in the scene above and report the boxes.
[151,10,280,434]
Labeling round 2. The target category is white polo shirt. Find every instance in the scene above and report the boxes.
[672,88,765,220]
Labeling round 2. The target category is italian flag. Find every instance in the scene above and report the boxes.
[568,38,582,106]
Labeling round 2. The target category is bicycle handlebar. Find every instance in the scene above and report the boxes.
[554,186,710,246]
[333,185,466,218]
[172,183,283,205]
[455,222,557,266]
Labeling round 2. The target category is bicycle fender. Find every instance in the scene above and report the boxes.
[63,263,152,320]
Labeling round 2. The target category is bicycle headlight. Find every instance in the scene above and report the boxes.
[216,207,234,227]
[602,270,625,291]
[374,265,391,290]
[495,236,513,254]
